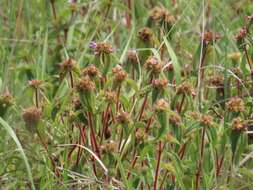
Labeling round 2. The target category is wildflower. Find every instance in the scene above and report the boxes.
[112,66,128,84]
[89,41,114,56]
[82,64,99,77]
[152,79,168,90]
[169,112,182,126]
[247,14,253,22]
[22,107,42,128]
[176,82,195,96]
[228,52,241,61]
[235,27,248,41]
[116,111,131,124]
[209,75,224,88]
[203,31,221,45]
[165,61,174,72]
[231,117,247,131]
[135,128,148,142]
[200,114,213,127]
[28,79,43,89]
[149,6,175,24]
[226,97,245,113]
[101,140,117,154]
[144,56,162,75]
[154,99,169,112]
[76,76,95,92]
[188,111,200,120]
[105,90,117,103]
[138,27,154,42]
[127,49,138,63]
[0,92,13,116]
[231,67,243,78]
[60,58,76,72]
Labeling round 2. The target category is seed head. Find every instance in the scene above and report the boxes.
[76,76,95,92]
[209,75,224,88]
[169,112,182,126]
[116,111,131,124]
[154,98,169,112]
[138,27,154,42]
[152,79,168,90]
[200,114,213,127]
[101,140,117,154]
[177,82,195,96]
[188,111,200,120]
[231,117,247,131]
[82,65,99,77]
[144,56,162,74]
[226,97,245,113]
[112,66,128,83]
[28,79,43,89]
[60,58,76,72]
[105,90,117,103]
[127,49,138,63]
[89,41,114,56]
[235,27,248,41]
[22,107,42,128]
[135,128,148,142]
[231,67,243,78]
[203,31,221,45]
[149,6,175,24]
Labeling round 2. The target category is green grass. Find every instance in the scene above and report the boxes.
[1,0,253,189]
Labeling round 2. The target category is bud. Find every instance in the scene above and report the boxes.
[235,26,248,41]
[154,99,169,112]
[105,90,117,103]
[169,112,182,126]
[127,49,138,64]
[226,97,245,113]
[202,31,221,45]
[135,128,148,142]
[152,79,168,90]
[22,107,42,129]
[101,140,117,154]
[209,75,224,88]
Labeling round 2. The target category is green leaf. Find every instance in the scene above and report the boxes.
[0,117,35,190]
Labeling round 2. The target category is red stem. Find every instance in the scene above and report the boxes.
[154,141,162,190]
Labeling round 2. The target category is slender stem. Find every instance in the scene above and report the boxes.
[195,127,206,190]
[116,86,121,113]
[244,45,252,70]
[88,112,100,158]
[154,141,162,190]
[35,88,39,108]
[69,71,74,88]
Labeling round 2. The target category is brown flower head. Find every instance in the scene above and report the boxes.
[209,75,224,88]
[127,49,138,63]
[226,97,245,113]
[177,82,195,96]
[89,41,114,56]
[154,98,169,112]
[116,111,131,124]
[231,117,247,131]
[22,107,42,128]
[144,56,162,74]
[82,64,99,77]
[188,111,200,120]
[152,79,168,90]
[169,112,182,126]
[105,90,117,103]
[247,14,253,23]
[200,114,213,127]
[101,140,117,154]
[112,66,128,83]
[203,31,221,45]
[135,128,148,142]
[235,27,248,41]
[0,92,13,116]
[149,6,175,24]
[138,27,154,42]
[60,58,76,72]
[76,76,95,92]
[28,80,43,89]
[231,67,243,78]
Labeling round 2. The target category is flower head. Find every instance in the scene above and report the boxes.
[116,111,131,124]
[138,27,154,42]
[149,6,175,24]
[177,82,195,96]
[231,117,247,131]
[22,107,42,128]
[76,76,96,92]
[169,112,182,126]
[90,41,114,56]
[203,31,221,45]
[200,114,213,127]
[226,97,245,113]
[105,90,117,103]
[60,58,76,72]
[135,128,148,142]
[112,66,128,84]
[209,75,224,88]
[144,56,162,75]
[127,49,138,63]
[152,79,168,90]
[82,64,99,77]
[154,99,169,112]
[28,80,43,89]
[235,27,248,41]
